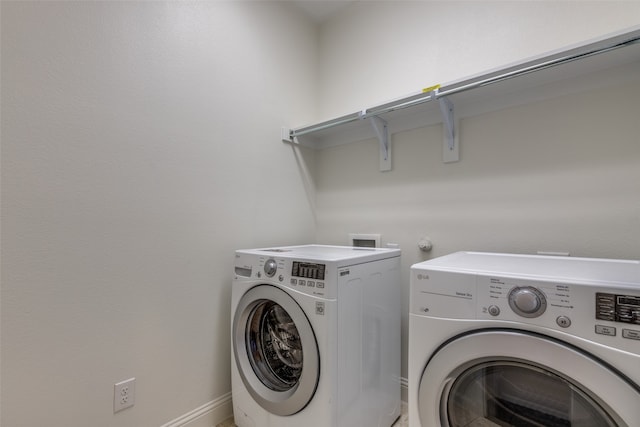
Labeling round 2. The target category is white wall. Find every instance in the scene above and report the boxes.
[1,2,317,426]
[319,1,640,118]
[314,1,640,384]
[3,2,640,425]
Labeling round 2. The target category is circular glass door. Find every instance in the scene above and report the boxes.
[418,330,639,427]
[233,285,319,416]
[447,361,616,427]
[245,300,303,391]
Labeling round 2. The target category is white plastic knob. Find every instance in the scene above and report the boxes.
[508,286,547,318]
[513,289,540,313]
[264,259,277,277]
[418,238,433,252]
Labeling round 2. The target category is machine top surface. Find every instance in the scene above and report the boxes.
[236,244,400,264]
[412,251,639,286]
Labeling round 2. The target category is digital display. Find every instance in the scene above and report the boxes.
[292,262,325,280]
[618,296,640,307]
[596,292,640,325]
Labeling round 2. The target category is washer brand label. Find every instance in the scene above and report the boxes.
[340,269,350,276]
[315,302,325,315]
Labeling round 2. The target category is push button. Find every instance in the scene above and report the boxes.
[595,325,616,336]
[556,316,571,328]
[622,329,640,340]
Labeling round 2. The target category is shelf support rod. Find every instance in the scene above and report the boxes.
[432,90,459,163]
[363,111,391,171]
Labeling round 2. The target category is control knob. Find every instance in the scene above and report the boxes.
[508,286,547,318]
[264,259,277,277]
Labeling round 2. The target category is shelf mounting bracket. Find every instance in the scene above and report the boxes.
[363,112,391,171]
[432,90,459,163]
[281,127,298,144]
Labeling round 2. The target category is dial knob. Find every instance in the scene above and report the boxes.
[264,259,277,277]
[508,286,547,318]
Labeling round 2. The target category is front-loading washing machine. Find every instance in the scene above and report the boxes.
[409,251,640,427]
[231,245,401,427]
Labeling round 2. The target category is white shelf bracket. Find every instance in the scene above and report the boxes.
[433,91,459,163]
[281,127,298,144]
[365,113,391,171]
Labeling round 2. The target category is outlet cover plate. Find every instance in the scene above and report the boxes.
[114,378,136,413]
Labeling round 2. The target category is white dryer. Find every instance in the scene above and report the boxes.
[409,251,640,427]
[231,245,401,427]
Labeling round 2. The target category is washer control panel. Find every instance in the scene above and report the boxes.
[234,252,331,298]
[289,261,327,295]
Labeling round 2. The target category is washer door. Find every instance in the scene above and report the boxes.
[418,330,640,427]
[233,285,320,416]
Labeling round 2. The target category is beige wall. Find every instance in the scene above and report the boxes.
[1,2,317,426]
[314,1,640,383]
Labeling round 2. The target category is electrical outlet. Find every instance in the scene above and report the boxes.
[114,378,135,413]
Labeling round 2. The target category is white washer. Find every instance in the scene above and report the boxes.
[231,245,401,427]
[409,251,640,427]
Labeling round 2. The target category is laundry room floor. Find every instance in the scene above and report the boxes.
[216,403,409,427]
[393,402,409,426]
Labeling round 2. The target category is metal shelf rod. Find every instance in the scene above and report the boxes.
[288,30,640,141]
[290,112,361,138]
[438,36,640,99]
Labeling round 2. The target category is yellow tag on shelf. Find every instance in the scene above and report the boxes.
[422,84,441,93]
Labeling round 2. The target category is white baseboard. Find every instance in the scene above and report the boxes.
[166,378,406,427]
[159,392,233,427]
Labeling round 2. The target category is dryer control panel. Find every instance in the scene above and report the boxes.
[411,252,640,356]
[411,269,640,355]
